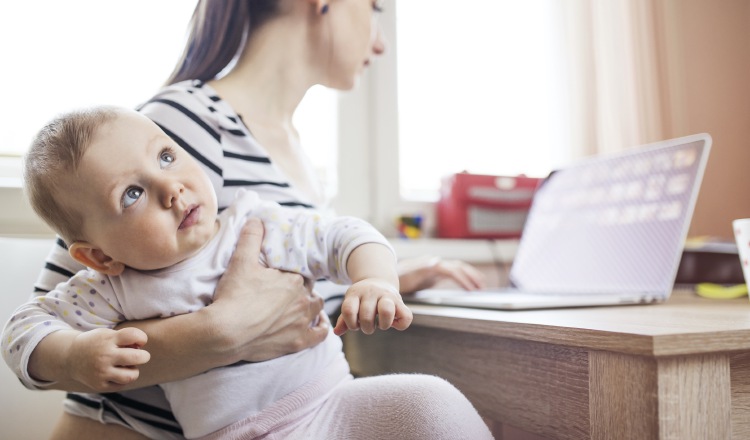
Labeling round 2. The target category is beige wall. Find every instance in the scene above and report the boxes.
[658,0,750,239]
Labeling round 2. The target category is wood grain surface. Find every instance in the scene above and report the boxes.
[344,290,750,439]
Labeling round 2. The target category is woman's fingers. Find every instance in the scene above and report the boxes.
[435,259,486,290]
[232,218,265,268]
[397,256,487,293]
[212,218,328,361]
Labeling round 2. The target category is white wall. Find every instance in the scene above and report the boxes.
[0,157,54,237]
[0,237,64,439]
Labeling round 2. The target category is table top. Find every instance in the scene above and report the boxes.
[404,289,750,357]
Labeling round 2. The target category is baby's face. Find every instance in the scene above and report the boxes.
[62,110,219,271]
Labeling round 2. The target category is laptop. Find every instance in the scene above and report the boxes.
[407,133,712,310]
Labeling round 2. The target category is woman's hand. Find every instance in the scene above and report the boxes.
[397,256,487,294]
[207,218,329,363]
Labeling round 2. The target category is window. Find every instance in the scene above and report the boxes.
[0,1,195,156]
[294,86,339,200]
[241,8,567,222]
[0,1,342,236]
[0,1,339,194]
[334,1,573,234]
[395,1,570,201]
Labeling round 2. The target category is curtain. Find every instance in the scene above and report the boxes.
[562,0,668,157]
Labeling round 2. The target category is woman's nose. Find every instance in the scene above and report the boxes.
[372,26,386,56]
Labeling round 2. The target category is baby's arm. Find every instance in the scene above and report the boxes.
[249,198,410,335]
[2,271,149,392]
[333,242,412,336]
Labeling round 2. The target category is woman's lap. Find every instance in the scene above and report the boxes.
[55,374,493,440]
[50,412,149,440]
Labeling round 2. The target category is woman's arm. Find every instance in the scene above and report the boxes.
[27,219,328,392]
[397,256,488,294]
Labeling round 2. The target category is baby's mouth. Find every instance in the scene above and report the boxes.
[179,205,200,230]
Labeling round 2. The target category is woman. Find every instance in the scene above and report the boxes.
[34,0,487,438]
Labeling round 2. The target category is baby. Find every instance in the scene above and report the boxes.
[3,106,412,438]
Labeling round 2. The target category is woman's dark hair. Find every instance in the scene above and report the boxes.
[166,0,279,85]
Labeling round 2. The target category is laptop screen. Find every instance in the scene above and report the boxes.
[509,134,711,296]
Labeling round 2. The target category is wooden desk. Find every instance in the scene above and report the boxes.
[344,290,750,439]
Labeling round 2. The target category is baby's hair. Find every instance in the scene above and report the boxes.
[23,106,121,244]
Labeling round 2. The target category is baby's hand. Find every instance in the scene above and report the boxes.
[67,327,150,392]
[334,279,413,336]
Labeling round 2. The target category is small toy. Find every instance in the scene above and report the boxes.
[396,214,423,239]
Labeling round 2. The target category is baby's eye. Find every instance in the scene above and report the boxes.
[372,0,384,12]
[159,149,176,168]
[122,186,143,208]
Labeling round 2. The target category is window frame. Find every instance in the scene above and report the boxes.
[333,6,434,237]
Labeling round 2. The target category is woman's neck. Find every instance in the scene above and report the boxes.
[206,20,327,207]
[210,14,323,128]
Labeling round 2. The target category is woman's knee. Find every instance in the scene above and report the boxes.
[396,374,492,438]
[341,374,479,419]
[340,374,493,439]
[372,373,467,403]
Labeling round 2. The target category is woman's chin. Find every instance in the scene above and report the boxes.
[343,78,359,90]
[323,75,359,91]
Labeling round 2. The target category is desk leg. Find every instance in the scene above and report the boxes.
[590,351,731,439]
[731,352,750,438]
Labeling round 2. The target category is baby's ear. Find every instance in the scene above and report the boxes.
[68,242,125,276]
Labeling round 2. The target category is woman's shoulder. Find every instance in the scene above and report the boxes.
[138,80,215,119]
[137,80,250,149]
[142,79,211,102]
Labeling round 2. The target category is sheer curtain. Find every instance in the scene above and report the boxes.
[563,0,668,157]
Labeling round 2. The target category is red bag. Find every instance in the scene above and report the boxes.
[436,173,542,239]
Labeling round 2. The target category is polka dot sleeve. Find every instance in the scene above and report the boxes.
[248,197,394,284]
[1,269,123,389]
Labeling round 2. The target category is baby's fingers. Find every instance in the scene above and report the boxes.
[376,298,396,330]
[110,367,141,385]
[392,303,414,331]
[333,315,349,336]
[104,346,150,387]
[118,346,151,367]
[358,297,379,335]
[112,328,150,371]
[340,296,361,333]
[114,327,148,349]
